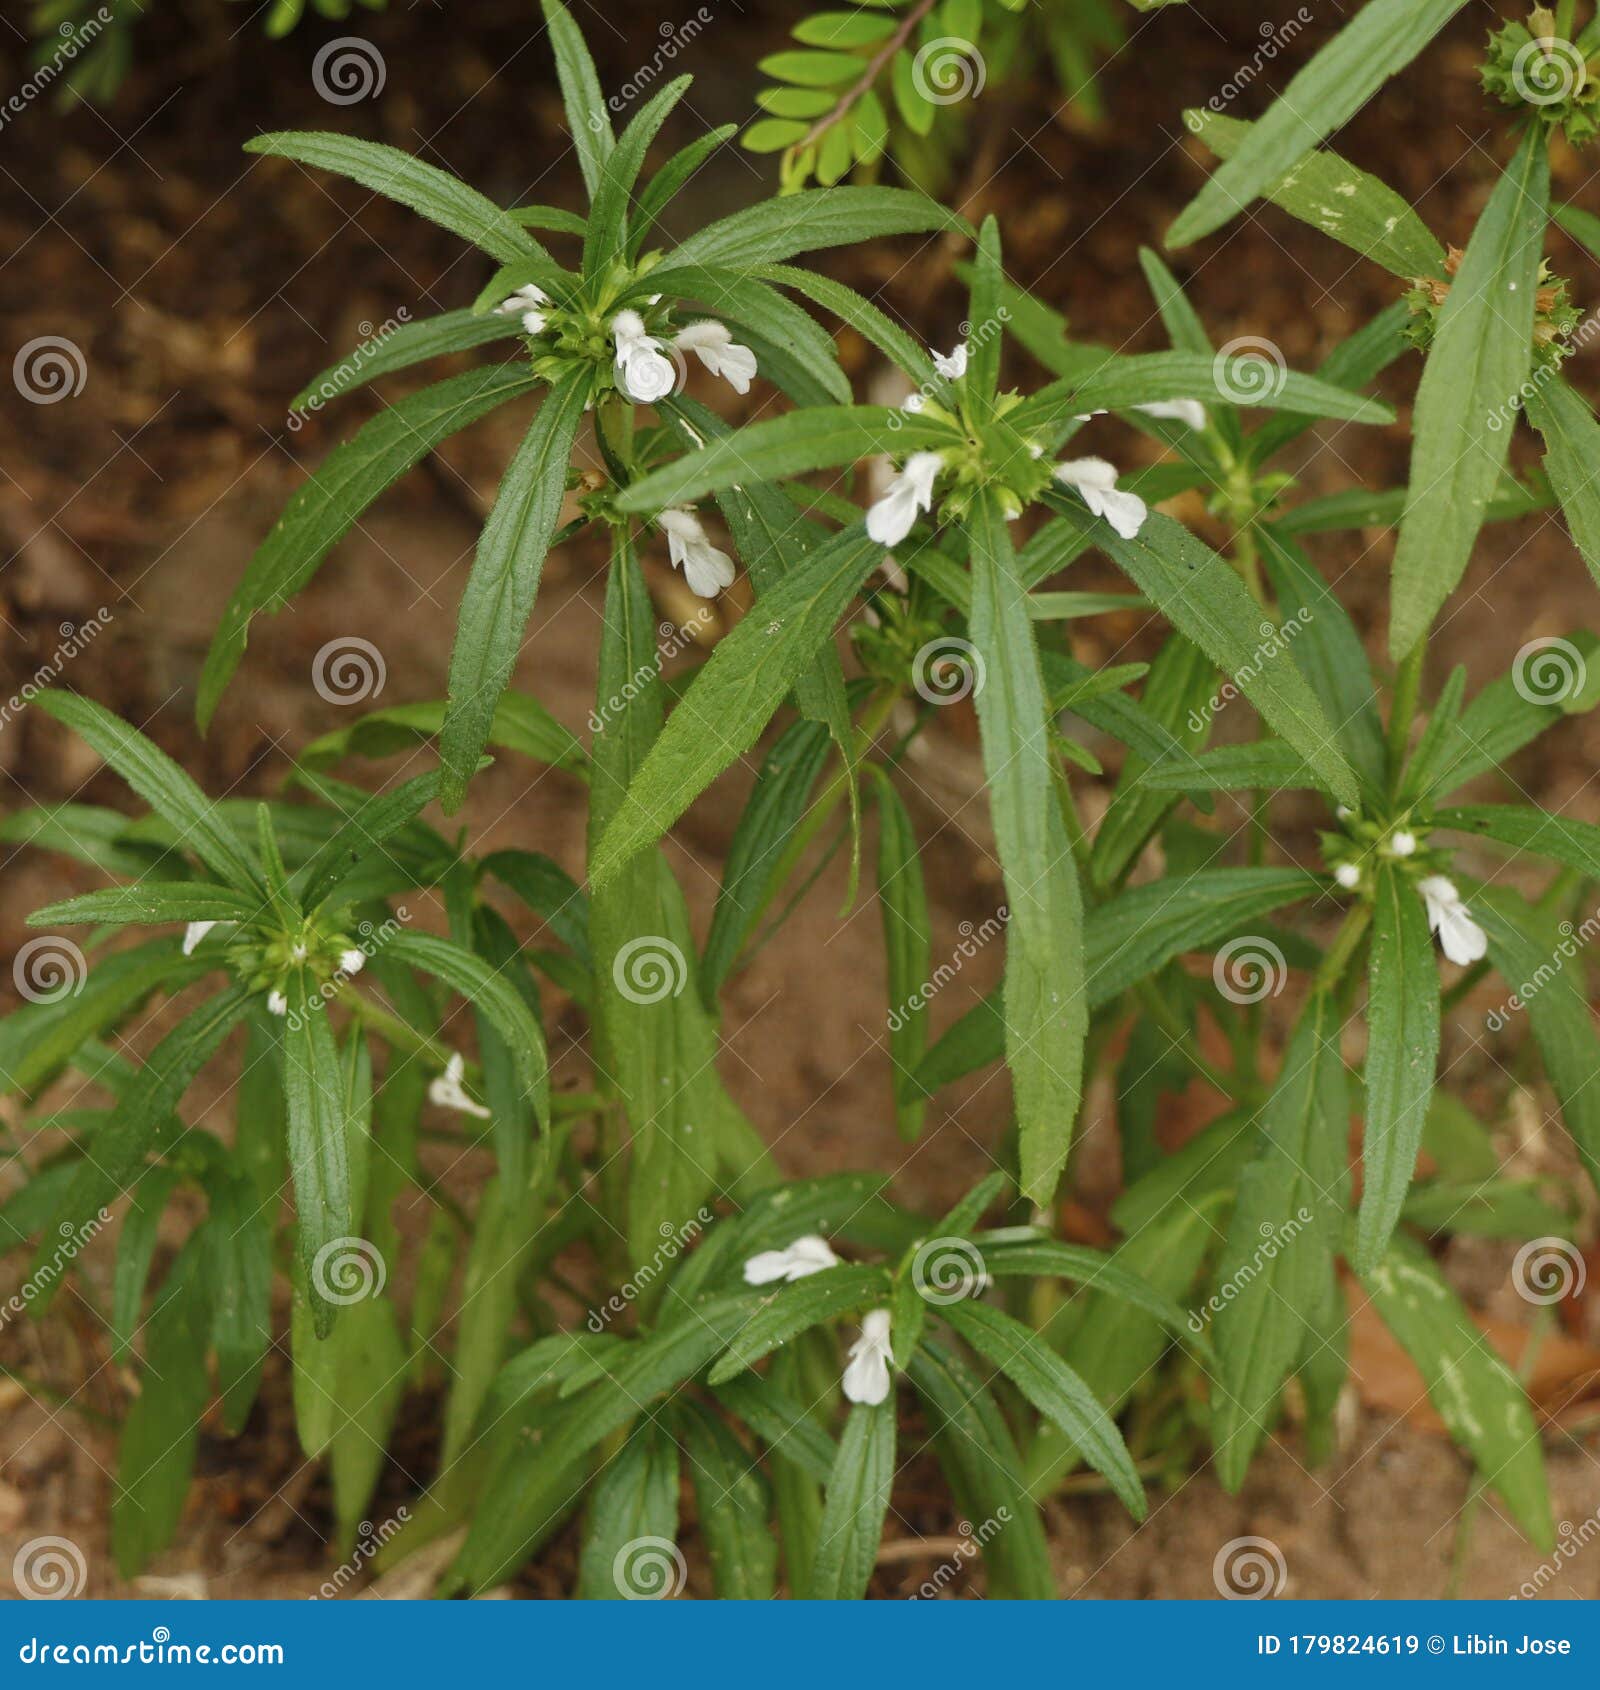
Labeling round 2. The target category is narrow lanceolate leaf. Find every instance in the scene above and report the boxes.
[289,309,522,414]
[541,0,614,199]
[680,1402,778,1599]
[200,364,540,728]
[1048,498,1359,806]
[584,76,691,276]
[1355,866,1440,1272]
[1212,991,1349,1490]
[706,1265,893,1385]
[1358,1238,1553,1550]
[439,366,591,811]
[291,769,444,911]
[34,693,263,895]
[943,1301,1146,1520]
[1135,740,1318,793]
[1167,0,1472,247]
[968,494,1086,1205]
[1388,126,1550,660]
[28,883,264,930]
[590,524,883,885]
[875,774,931,1141]
[1181,112,1447,280]
[757,264,935,384]
[666,186,966,270]
[244,132,549,268]
[576,1423,679,1599]
[1434,804,1600,880]
[809,1402,895,1600]
[282,991,352,1339]
[1524,377,1600,592]
[616,407,951,514]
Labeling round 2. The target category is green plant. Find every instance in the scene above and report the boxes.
[6,0,1599,1600]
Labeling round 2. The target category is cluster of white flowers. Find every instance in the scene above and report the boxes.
[606,308,758,406]
[496,282,548,336]
[742,1234,895,1405]
[1332,826,1487,967]
[867,336,1210,548]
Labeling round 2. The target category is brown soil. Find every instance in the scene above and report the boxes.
[4,0,1600,1600]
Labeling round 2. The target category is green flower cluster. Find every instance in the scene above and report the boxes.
[1482,9,1600,143]
[1404,250,1581,375]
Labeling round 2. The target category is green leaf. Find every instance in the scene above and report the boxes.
[808,1402,895,1600]
[577,1422,680,1599]
[301,690,587,777]
[584,76,691,277]
[203,1170,274,1433]
[1180,110,1447,279]
[281,991,353,1339]
[707,1265,893,1385]
[384,931,551,1130]
[28,882,263,930]
[710,1376,838,1486]
[632,127,738,253]
[244,131,547,268]
[291,769,444,912]
[667,187,967,270]
[943,1300,1146,1519]
[200,364,539,728]
[541,0,614,199]
[1211,991,1348,1490]
[1167,0,1472,247]
[591,525,883,884]
[440,365,592,810]
[110,1167,181,1363]
[33,692,262,892]
[289,309,521,413]
[680,1402,777,1599]
[1388,125,1550,660]
[1434,804,1600,880]
[1355,865,1440,1272]
[1135,740,1319,793]
[875,773,931,1141]
[968,494,1085,1203]
[1357,1237,1553,1549]
[1524,376,1600,593]
[1047,500,1359,806]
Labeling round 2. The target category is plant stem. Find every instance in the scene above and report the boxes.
[1387,640,1426,798]
[1314,904,1372,995]
[795,0,940,155]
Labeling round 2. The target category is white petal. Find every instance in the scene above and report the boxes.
[520,309,546,335]
[1135,398,1207,431]
[621,348,677,403]
[339,949,366,975]
[1086,483,1148,539]
[1335,863,1360,889]
[673,321,731,354]
[932,343,968,380]
[610,309,651,353]
[681,540,736,598]
[903,451,942,504]
[266,990,288,1017]
[712,341,758,394]
[743,1249,800,1286]
[182,921,217,956]
[867,483,918,546]
[1437,902,1488,966]
[842,1348,891,1405]
[742,1234,839,1286]
[1053,456,1119,493]
[902,393,925,415]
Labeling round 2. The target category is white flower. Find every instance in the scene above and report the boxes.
[842,1309,895,1406]
[182,921,217,956]
[339,948,366,976]
[1335,863,1361,890]
[611,309,677,403]
[658,508,736,598]
[291,942,308,963]
[1336,804,1355,822]
[428,1052,490,1120]
[498,283,548,333]
[1135,398,1207,431]
[266,990,288,1017]
[902,392,926,415]
[743,1234,840,1286]
[674,321,757,395]
[1418,875,1488,967]
[1387,830,1417,857]
[1053,456,1148,539]
[933,343,968,380]
[866,451,943,547]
